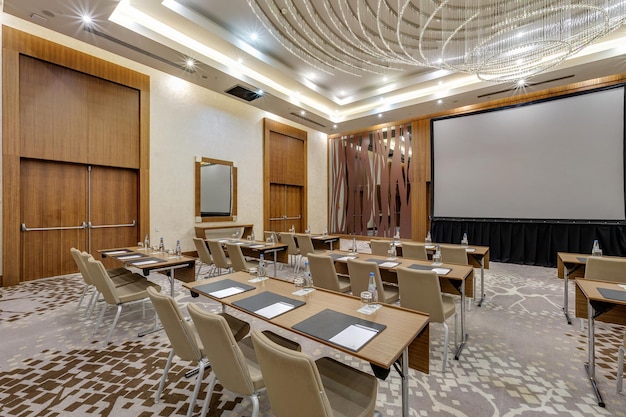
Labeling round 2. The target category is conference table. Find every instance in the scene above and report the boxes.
[557,252,590,324]
[98,246,196,297]
[214,238,288,276]
[575,278,626,407]
[329,249,474,360]
[185,272,430,417]
[310,234,341,250]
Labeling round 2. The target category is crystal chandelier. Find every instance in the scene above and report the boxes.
[248,0,626,82]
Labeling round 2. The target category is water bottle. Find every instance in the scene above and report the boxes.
[175,240,181,257]
[258,253,266,277]
[159,237,165,252]
[425,231,432,244]
[251,230,255,241]
[144,234,150,249]
[304,260,313,289]
[367,272,378,304]
[461,232,468,248]
[306,225,311,234]
[433,244,442,265]
[388,241,397,259]
[352,236,357,253]
[592,240,602,257]
[290,224,295,233]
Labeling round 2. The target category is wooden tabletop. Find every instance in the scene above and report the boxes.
[99,246,196,270]
[184,272,430,371]
[575,278,626,305]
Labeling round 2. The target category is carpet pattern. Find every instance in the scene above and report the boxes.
[1,251,625,416]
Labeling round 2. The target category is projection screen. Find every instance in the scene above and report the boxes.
[432,86,625,221]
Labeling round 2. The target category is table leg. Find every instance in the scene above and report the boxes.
[273,250,278,276]
[562,267,572,325]
[401,346,409,417]
[139,266,176,337]
[477,258,486,307]
[455,280,468,360]
[584,300,605,407]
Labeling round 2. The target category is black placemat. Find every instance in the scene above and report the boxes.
[598,288,626,302]
[194,279,255,298]
[232,291,305,318]
[102,248,135,256]
[128,257,166,266]
[408,263,435,271]
[292,308,386,352]
[365,258,387,265]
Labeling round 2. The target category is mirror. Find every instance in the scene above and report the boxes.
[195,157,237,222]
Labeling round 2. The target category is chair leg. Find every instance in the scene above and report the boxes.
[93,303,107,335]
[250,393,260,417]
[187,359,206,417]
[200,372,217,417]
[77,284,89,310]
[85,290,99,318]
[618,345,624,394]
[105,305,123,345]
[442,322,450,373]
[155,349,175,403]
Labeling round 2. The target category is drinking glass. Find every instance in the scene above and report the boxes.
[360,291,373,309]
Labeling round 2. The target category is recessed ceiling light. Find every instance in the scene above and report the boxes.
[257,89,264,96]
[378,113,383,118]
[185,58,195,68]
[437,99,443,104]
[250,33,258,41]
[81,14,93,25]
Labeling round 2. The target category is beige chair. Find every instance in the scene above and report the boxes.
[147,287,250,417]
[225,242,259,273]
[369,240,392,256]
[346,258,399,304]
[251,329,378,417]
[295,233,326,258]
[279,232,301,273]
[263,231,279,243]
[187,304,299,417]
[585,256,626,283]
[396,266,457,372]
[192,237,216,279]
[206,239,233,274]
[85,257,161,345]
[72,248,147,317]
[618,332,625,393]
[401,242,428,261]
[439,245,469,265]
[307,252,351,293]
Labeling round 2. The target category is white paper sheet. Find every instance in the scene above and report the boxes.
[379,261,399,268]
[432,267,451,275]
[466,248,476,252]
[210,287,245,298]
[292,288,315,296]
[329,324,378,351]
[255,302,294,319]
[132,260,159,266]
[248,244,265,248]
[117,254,143,260]
[105,250,128,255]
[336,256,357,262]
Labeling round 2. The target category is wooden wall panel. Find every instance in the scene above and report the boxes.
[2,27,150,286]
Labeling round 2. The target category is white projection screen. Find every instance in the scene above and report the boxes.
[432,86,625,221]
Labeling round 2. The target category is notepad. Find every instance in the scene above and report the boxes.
[247,244,265,248]
[292,288,315,296]
[329,324,379,351]
[379,261,400,268]
[336,256,358,262]
[432,267,451,275]
[210,287,246,298]
[105,250,130,256]
[466,248,476,252]
[255,302,295,319]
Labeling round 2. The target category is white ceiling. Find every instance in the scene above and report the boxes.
[4,0,626,133]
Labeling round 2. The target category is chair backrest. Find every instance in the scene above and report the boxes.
[187,303,256,396]
[370,240,391,256]
[85,256,121,305]
[264,231,278,242]
[401,242,428,261]
[439,245,468,265]
[251,330,332,417]
[346,258,385,302]
[207,239,231,270]
[307,252,341,292]
[70,247,93,285]
[295,234,316,257]
[192,237,213,265]
[146,286,202,361]
[279,232,299,256]
[225,243,249,272]
[585,256,626,283]
[396,266,446,322]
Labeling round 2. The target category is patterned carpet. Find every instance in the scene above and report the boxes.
[1,250,625,417]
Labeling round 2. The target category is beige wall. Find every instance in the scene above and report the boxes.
[0,14,328,271]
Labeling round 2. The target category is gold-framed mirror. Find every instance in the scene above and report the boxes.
[195,157,237,222]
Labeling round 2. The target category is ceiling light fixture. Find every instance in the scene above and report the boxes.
[248,0,626,83]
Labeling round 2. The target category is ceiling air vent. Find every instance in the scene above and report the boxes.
[289,112,326,128]
[225,85,262,102]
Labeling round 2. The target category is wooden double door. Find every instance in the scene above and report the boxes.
[20,159,139,280]
[269,184,303,233]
